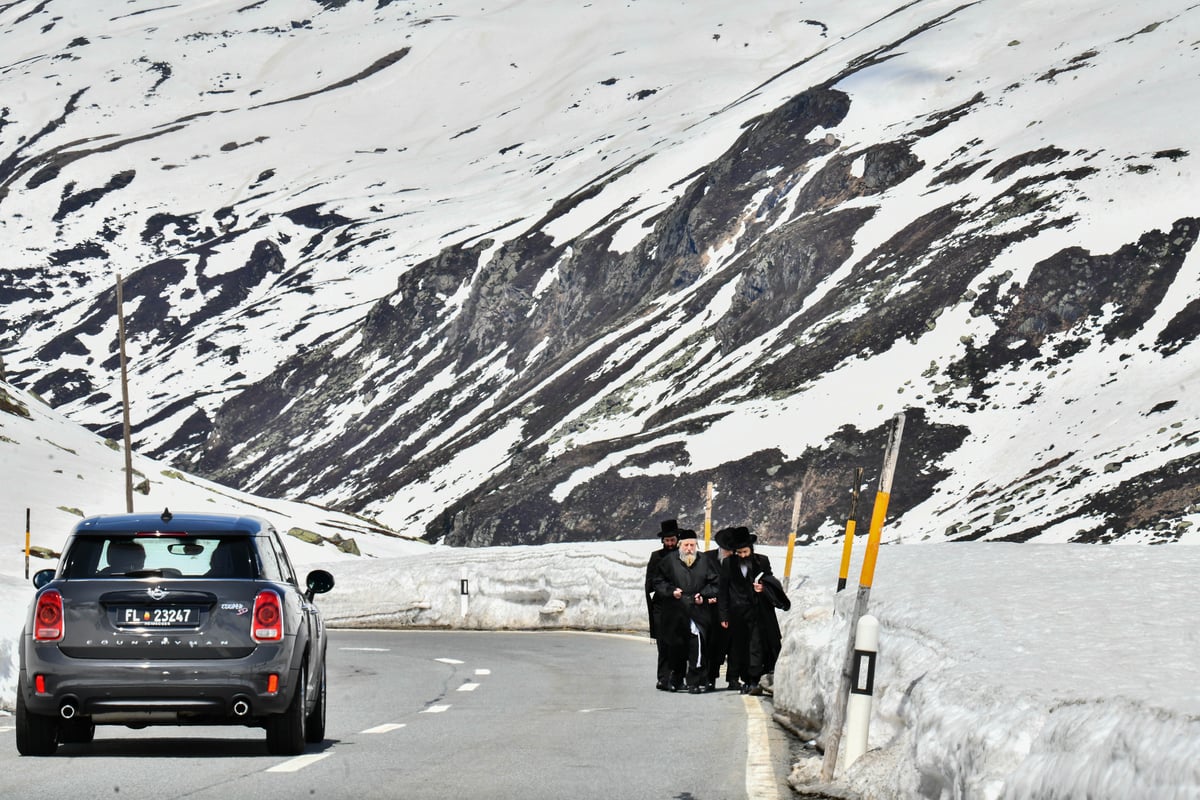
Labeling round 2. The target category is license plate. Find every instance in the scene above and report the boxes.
[115,606,201,628]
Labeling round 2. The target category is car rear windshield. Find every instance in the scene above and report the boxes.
[61,534,259,580]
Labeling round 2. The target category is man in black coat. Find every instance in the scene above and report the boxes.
[646,519,680,690]
[654,528,719,693]
[718,527,784,695]
[701,528,735,691]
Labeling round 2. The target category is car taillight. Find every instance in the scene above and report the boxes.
[252,590,283,641]
[34,591,64,642]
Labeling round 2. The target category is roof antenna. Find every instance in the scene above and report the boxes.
[161,507,173,524]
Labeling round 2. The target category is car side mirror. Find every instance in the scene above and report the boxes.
[32,569,56,589]
[304,569,334,601]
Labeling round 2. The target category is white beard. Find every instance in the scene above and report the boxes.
[681,552,696,567]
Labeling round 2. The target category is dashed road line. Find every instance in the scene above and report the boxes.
[361,723,407,734]
[340,647,390,652]
[267,752,332,773]
[474,669,491,676]
[435,658,464,665]
[422,704,451,714]
[456,682,479,692]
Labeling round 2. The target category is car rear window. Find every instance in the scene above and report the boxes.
[61,534,259,579]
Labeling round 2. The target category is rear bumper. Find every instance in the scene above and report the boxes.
[21,640,299,721]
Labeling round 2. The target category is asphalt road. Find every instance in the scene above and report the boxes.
[0,629,792,800]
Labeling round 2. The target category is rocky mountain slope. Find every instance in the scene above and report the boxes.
[2,0,1197,546]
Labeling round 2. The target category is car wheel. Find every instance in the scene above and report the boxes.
[59,717,96,745]
[15,683,58,756]
[304,661,326,744]
[266,664,307,756]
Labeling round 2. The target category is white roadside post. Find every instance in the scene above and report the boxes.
[460,567,469,617]
[842,614,879,769]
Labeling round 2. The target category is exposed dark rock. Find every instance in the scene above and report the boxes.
[3,4,1195,549]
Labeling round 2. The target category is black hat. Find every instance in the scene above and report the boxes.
[659,519,680,538]
[675,528,698,542]
[721,526,756,550]
[714,527,739,550]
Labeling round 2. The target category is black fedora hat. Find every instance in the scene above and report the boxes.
[722,526,756,550]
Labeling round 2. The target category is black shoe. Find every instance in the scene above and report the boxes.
[687,686,702,694]
[746,685,764,696]
[669,683,681,693]
[656,681,670,691]
[704,683,715,693]
[726,682,740,691]
[739,683,753,694]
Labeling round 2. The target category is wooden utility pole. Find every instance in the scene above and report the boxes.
[821,412,906,782]
[116,273,134,513]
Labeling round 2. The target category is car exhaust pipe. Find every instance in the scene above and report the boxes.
[232,697,250,717]
[60,700,78,719]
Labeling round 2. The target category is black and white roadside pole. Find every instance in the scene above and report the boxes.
[116,272,134,513]
[460,567,470,617]
[820,411,905,782]
[842,614,880,768]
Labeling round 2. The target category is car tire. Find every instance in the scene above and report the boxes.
[266,664,307,756]
[15,684,58,756]
[304,662,326,744]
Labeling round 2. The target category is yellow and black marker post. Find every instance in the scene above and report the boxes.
[702,481,714,551]
[857,412,904,593]
[836,467,864,592]
[24,508,31,580]
[783,489,801,591]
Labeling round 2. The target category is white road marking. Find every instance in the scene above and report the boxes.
[435,657,464,665]
[340,647,391,652]
[474,668,491,676]
[742,696,782,800]
[267,752,332,773]
[361,723,407,734]
[456,682,479,692]
[422,704,451,714]
[0,726,13,732]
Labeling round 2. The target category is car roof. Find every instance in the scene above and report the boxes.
[71,511,273,535]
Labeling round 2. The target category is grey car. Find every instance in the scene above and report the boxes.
[17,509,334,756]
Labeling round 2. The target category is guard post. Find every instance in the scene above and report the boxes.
[460,566,469,617]
[24,508,31,580]
[821,411,905,782]
[783,489,801,591]
[836,468,864,592]
[703,481,714,551]
[842,614,879,768]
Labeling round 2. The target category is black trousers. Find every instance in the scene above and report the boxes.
[725,611,764,686]
[666,622,706,688]
[704,616,729,685]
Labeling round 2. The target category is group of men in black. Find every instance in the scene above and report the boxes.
[645,519,789,695]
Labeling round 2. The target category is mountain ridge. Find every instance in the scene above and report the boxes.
[2,0,1197,545]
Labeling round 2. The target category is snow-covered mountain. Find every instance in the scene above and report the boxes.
[0,378,426,561]
[2,0,1197,546]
